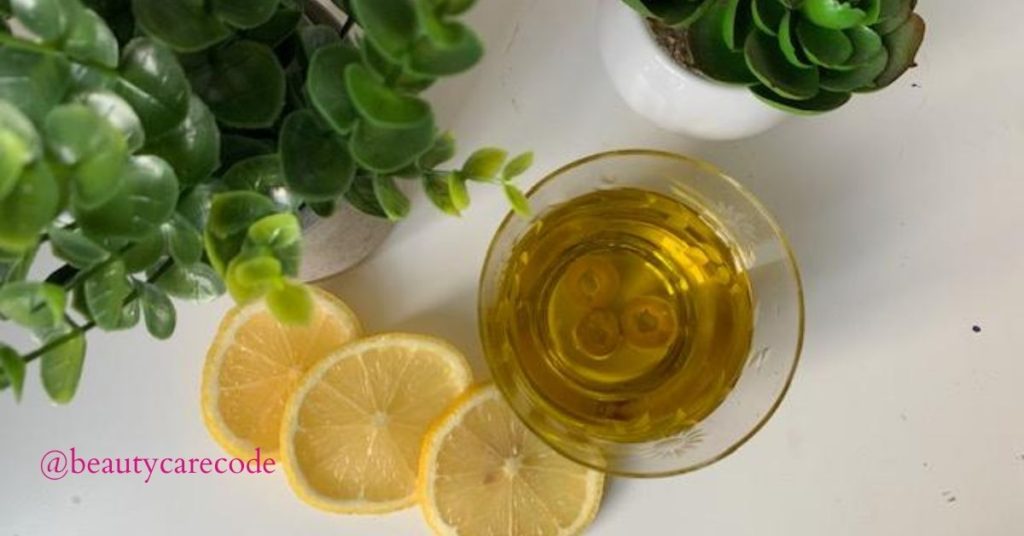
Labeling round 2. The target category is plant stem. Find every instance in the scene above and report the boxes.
[339,16,356,40]
[19,258,176,365]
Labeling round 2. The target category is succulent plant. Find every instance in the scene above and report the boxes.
[0,0,530,404]
[624,0,926,113]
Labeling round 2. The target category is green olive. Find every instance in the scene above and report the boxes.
[573,309,621,359]
[561,255,620,308]
[621,296,678,349]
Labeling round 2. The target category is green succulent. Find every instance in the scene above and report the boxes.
[0,0,530,404]
[624,0,926,113]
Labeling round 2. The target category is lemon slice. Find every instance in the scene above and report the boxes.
[281,333,472,513]
[419,385,604,536]
[201,288,361,458]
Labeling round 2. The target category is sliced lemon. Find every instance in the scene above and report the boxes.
[281,333,473,514]
[201,288,361,458]
[419,385,605,536]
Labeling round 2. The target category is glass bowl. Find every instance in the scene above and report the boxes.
[478,149,804,477]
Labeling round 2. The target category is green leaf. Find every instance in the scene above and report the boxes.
[777,11,813,68]
[48,226,110,268]
[186,40,286,129]
[114,294,140,329]
[0,47,71,124]
[432,0,475,16]
[219,134,275,170]
[408,22,483,77]
[821,47,887,92]
[801,0,868,30]
[873,13,924,88]
[207,191,277,239]
[620,0,710,27]
[0,345,25,401]
[280,110,356,201]
[298,24,341,64]
[266,280,313,325]
[64,8,119,68]
[139,282,175,339]
[222,154,287,199]
[745,29,819,101]
[344,176,388,218]
[84,258,131,330]
[154,262,224,301]
[418,133,456,170]
[872,0,912,35]
[345,64,432,127]
[81,0,134,44]
[447,173,469,212]
[687,0,756,84]
[350,117,436,174]
[131,0,230,52]
[350,0,417,62]
[372,177,410,221]
[842,25,883,68]
[242,4,302,47]
[73,91,145,152]
[226,254,281,302]
[307,43,362,135]
[462,148,507,181]
[162,213,203,266]
[119,230,164,272]
[114,38,190,138]
[722,0,753,51]
[75,155,180,240]
[0,100,41,161]
[247,213,301,276]
[360,36,436,93]
[44,104,127,210]
[0,281,66,329]
[143,96,220,187]
[211,0,278,29]
[11,0,78,43]
[1,242,38,284]
[0,131,30,202]
[422,174,458,216]
[39,323,86,404]
[502,152,533,181]
[177,183,222,232]
[797,17,854,68]
[751,84,851,113]
[503,183,530,217]
[0,163,60,253]
[752,0,786,36]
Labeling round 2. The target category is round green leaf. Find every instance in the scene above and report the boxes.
[433,0,476,16]
[247,213,301,277]
[64,8,119,68]
[0,345,25,401]
[821,47,887,92]
[298,24,342,65]
[373,177,410,221]
[73,91,145,152]
[0,47,71,124]
[407,22,483,77]
[143,96,220,187]
[745,29,819,101]
[114,38,191,138]
[462,148,507,181]
[345,64,432,127]
[503,183,530,217]
[752,0,786,36]
[422,174,458,216]
[0,100,41,160]
[266,280,312,325]
[207,191,277,240]
[751,84,851,113]
[0,131,30,201]
[307,43,362,135]
[361,36,436,93]
[75,155,180,240]
[222,154,287,199]
[47,226,110,268]
[350,0,418,61]
[874,13,924,88]
[350,117,436,174]
[186,40,285,129]
[797,17,854,68]
[139,281,175,339]
[280,110,356,201]
[0,281,66,329]
[162,213,203,266]
[801,0,868,30]
[119,230,164,272]
[418,133,456,170]
[154,262,224,302]
[44,104,128,209]
[131,0,230,52]
[219,134,275,171]
[242,5,302,47]
[872,0,912,35]
[842,25,883,68]
[722,0,754,51]
[687,0,757,84]
[39,323,86,404]
[84,258,131,330]
[226,254,281,303]
[447,173,469,213]
[778,11,813,68]
[11,0,78,43]
[344,176,388,218]
[502,152,534,181]
[211,0,278,29]
[0,163,59,252]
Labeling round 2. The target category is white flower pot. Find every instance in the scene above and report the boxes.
[598,0,787,141]
[298,204,394,283]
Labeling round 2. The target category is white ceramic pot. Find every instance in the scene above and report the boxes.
[298,204,393,283]
[598,0,787,141]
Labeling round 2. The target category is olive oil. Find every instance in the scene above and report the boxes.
[483,187,754,443]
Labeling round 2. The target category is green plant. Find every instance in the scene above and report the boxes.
[0,0,530,404]
[625,0,925,113]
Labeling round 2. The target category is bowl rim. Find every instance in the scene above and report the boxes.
[477,148,806,478]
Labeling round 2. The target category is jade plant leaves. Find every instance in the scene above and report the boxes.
[84,258,132,330]
[345,64,431,126]
[0,163,60,252]
[372,177,411,221]
[75,155,179,240]
[11,0,79,43]
[47,226,110,268]
[0,344,25,401]
[0,281,66,329]
[143,96,220,187]
[73,91,145,152]
[39,323,86,404]
[873,13,925,88]
[162,213,203,266]
[222,154,287,200]
[211,0,278,30]
[64,8,118,68]
[0,47,71,124]
[745,29,818,100]
[408,22,483,77]
[797,17,853,68]
[114,38,191,138]
[345,176,388,218]
[139,282,175,339]
[154,262,224,302]
[687,0,756,84]
[801,0,873,30]
[751,83,850,113]
[119,229,164,272]
[350,0,418,61]
[350,118,436,174]
[307,43,362,134]
[265,280,312,325]
[44,104,127,209]
[280,110,355,201]
[131,0,230,52]
[186,40,285,129]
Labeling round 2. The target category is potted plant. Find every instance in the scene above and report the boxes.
[600,0,926,140]
[0,0,531,404]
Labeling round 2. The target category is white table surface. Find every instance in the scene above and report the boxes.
[3,1,1023,534]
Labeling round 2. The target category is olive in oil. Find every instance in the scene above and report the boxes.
[484,187,754,443]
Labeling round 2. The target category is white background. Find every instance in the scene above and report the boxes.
[2,0,1023,534]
